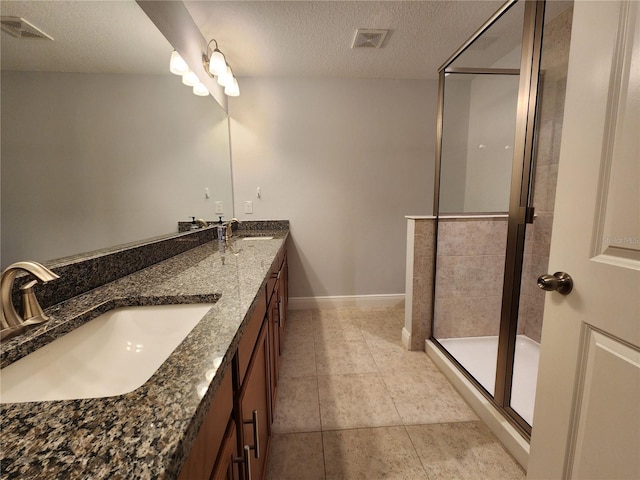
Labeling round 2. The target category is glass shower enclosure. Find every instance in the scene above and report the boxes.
[431,0,572,436]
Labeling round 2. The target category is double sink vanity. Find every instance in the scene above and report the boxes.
[0,222,289,479]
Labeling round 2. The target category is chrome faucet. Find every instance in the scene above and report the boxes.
[1,261,59,340]
[226,218,241,239]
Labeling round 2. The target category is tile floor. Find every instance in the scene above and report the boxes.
[266,306,525,480]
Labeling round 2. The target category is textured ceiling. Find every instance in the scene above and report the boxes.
[1,0,515,79]
[185,1,505,80]
[0,0,171,74]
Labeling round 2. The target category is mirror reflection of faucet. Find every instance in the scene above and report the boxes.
[189,217,209,230]
[1,261,60,341]
[225,218,241,239]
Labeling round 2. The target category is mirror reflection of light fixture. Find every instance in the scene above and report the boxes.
[182,71,199,87]
[169,50,189,75]
[193,82,210,97]
[203,38,240,97]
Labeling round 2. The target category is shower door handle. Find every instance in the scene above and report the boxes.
[537,272,573,295]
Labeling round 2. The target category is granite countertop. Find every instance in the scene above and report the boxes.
[0,230,288,479]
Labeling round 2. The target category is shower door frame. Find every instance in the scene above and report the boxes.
[431,0,546,438]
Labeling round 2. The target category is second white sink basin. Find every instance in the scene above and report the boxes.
[0,303,215,404]
[241,236,273,241]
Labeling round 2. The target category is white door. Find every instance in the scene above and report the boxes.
[528,1,640,479]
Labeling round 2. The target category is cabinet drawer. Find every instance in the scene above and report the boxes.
[178,367,233,480]
[237,291,267,386]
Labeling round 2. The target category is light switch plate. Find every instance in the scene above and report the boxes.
[244,201,253,214]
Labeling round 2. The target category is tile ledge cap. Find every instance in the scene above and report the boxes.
[405,215,436,220]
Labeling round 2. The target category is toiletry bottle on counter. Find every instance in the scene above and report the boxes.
[217,217,225,241]
[190,217,198,231]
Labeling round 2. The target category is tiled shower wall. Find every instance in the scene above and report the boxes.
[517,5,572,343]
[433,217,507,339]
[431,216,542,342]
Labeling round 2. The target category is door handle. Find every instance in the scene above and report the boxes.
[243,410,260,459]
[233,445,252,480]
[537,272,573,295]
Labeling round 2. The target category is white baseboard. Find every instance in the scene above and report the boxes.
[288,294,405,310]
[402,327,412,350]
[426,340,529,470]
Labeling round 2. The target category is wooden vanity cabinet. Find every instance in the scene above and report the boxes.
[178,369,233,480]
[179,243,288,480]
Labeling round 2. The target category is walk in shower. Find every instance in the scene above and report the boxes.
[431,0,573,436]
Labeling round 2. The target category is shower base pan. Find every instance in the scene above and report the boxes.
[438,335,540,426]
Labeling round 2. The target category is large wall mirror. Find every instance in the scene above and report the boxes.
[1,0,233,269]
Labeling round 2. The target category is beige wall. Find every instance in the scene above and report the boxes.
[228,77,438,299]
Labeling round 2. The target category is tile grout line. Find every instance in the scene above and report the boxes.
[312,313,328,479]
[403,424,434,480]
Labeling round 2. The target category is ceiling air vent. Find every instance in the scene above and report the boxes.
[352,29,388,49]
[1,16,53,40]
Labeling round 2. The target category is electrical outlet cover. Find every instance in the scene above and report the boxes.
[244,201,253,214]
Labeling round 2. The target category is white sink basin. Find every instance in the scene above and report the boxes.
[0,303,214,403]
[241,236,273,241]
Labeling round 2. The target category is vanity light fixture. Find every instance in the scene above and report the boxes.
[225,78,240,97]
[206,39,227,76]
[217,64,233,88]
[203,38,240,97]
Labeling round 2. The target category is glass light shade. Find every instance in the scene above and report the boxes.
[193,82,210,97]
[182,71,199,87]
[169,50,189,75]
[208,50,226,76]
[217,66,233,87]
[224,78,240,97]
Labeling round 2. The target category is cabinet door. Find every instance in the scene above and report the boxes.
[268,283,281,423]
[178,369,233,480]
[211,419,239,480]
[278,256,288,348]
[239,322,271,480]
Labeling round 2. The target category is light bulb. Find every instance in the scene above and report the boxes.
[208,50,226,76]
[182,71,199,87]
[193,82,209,97]
[225,78,240,97]
[217,66,233,87]
[169,50,189,75]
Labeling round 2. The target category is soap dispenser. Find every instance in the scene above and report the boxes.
[190,217,198,231]
[217,216,225,242]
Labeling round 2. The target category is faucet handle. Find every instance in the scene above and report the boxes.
[20,280,50,325]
